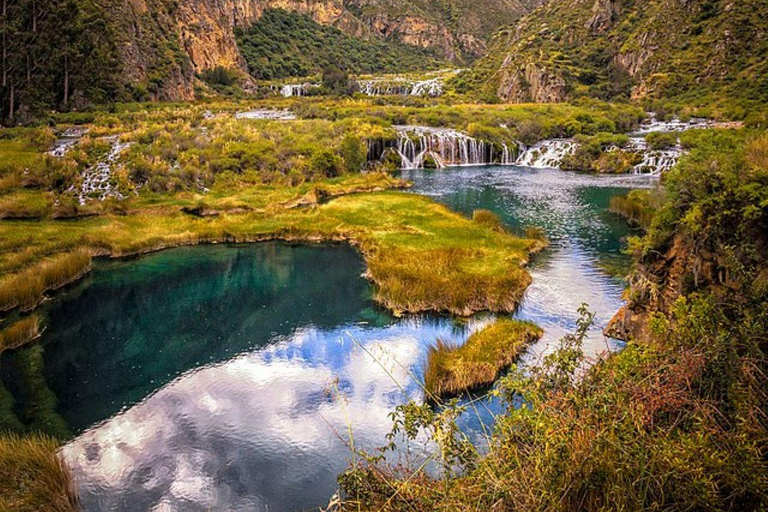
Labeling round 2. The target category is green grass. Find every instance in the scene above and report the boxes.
[0,432,78,512]
[608,189,663,231]
[0,175,542,317]
[425,318,543,397]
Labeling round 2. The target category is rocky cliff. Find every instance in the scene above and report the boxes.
[470,0,768,105]
[98,0,541,100]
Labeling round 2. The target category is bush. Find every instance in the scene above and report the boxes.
[646,131,678,150]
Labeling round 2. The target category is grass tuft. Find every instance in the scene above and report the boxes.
[0,315,41,353]
[424,318,543,398]
[0,250,91,312]
[0,432,78,512]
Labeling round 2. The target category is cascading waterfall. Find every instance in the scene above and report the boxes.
[71,137,132,204]
[369,126,495,169]
[358,77,444,97]
[515,139,578,168]
[281,83,318,97]
[626,137,682,176]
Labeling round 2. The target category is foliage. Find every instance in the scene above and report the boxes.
[236,9,442,80]
[609,188,663,230]
[424,318,542,398]
[645,131,678,150]
[0,432,78,511]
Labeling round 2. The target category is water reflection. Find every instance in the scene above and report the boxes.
[0,166,652,511]
[401,165,655,358]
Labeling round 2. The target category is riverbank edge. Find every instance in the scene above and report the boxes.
[0,183,545,353]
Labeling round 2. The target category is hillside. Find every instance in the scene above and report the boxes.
[460,0,768,116]
[235,9,443,79]
[0,0,541,120]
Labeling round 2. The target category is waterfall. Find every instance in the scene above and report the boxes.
[72,137,131,204]
[358,77,444,97]
[515,139,578,168]
[48,127,89,157]
[281,83,318,97]
[631,114,713,135]
[235,109,296,120]
[369,126,492,169]
[627,137,682,176]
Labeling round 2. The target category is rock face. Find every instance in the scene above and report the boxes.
[475,0,768,104]
[100,0,540,100]
[497,61,569,103]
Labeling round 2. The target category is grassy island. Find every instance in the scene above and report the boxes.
[425,318,543,398]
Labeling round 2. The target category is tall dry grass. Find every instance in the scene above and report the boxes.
[0,249,91,312]
[425,318,543,397]
[0,433,78,512]
[369,248,532,316]
[0,315,41,353]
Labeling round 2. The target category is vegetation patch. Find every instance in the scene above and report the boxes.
[0,433,78,512]
[608,189,663,231]
[425,318,542,398]
[236,9,443,80]
[0,315,41,354]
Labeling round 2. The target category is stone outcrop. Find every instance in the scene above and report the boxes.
[497,62,568,103]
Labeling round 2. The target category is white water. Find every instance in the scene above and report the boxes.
[514,115,709,175]
[235,109,296,120]
[48,127,89,157]
[359,77,444,97]
[515,139,578,168]
[281,83,318,97]
[72,137,132,204]
[631,115,713,135]
[392,125,489,169]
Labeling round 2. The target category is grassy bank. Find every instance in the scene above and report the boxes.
[339,129,768,511]
[0,174,542,324]
[425,318,542,398]
[0,433,78,512]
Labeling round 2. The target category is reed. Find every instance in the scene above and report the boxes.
[424,318,542,398]
[0,315,41,353]
[0,432,78,512]
[0,250,91,312]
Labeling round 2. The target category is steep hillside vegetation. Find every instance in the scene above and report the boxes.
[460,0,768,118]
[236,9,443,79]
[0,0,539,120]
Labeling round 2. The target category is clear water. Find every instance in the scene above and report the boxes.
[0,166,654,511]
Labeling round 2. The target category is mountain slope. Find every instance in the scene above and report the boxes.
[0,0,544,117]
[464,0,768,113]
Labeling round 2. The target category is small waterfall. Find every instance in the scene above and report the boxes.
[371,126,491,169]
[72,137,131,204]
[235,109,296,120]
[631,114,713,135]
[49,127,89,157]
[281,83,318,97]
[358,77,444,97]
[500,144,515,165]
[627,137,682,176]
[515,139,577,168]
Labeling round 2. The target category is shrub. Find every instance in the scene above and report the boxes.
[646,131,678,150]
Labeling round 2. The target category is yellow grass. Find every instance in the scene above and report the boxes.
[425,318,543,398]
[0,315,41,353]
[0,174,544,316]
[0,432,78,512]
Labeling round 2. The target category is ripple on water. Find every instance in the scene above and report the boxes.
[0,167,653,511]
